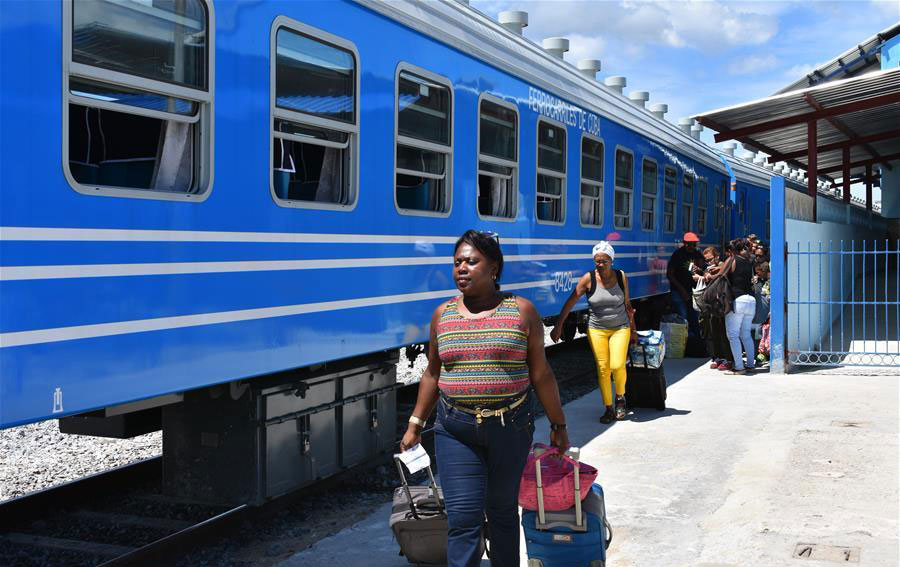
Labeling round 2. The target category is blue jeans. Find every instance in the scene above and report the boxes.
[671,290,702,337]
[435,394,535,567]
[726,295,757,371]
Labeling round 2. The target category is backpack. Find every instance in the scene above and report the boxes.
[702,276,733,318]
[589,269,626,298]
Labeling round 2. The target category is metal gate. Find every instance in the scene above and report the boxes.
[785,238,899,367]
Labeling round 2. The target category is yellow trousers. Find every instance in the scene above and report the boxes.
[587,327,630,406]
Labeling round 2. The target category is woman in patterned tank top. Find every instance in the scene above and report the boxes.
[400,230,569,567]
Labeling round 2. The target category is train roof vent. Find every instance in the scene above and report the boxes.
[723,142,736,156]
[628,91,649,108]
[604,76,626,94]
[542,37,569,59]
[576,59,602,78]
[691,123,703,140]
[649,103,668,120]
[498,11,528,35]
[678,117,694,135]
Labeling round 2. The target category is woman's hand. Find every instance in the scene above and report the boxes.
[400,428,421,452]
[550,428,570,453]
[549,325,562,343]
[630,328,638,345]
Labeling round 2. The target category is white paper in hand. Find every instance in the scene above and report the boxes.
[396,443,431,474]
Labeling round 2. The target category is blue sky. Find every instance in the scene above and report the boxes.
[471,0,900,152]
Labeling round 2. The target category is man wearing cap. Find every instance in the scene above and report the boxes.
[667,232,705,337]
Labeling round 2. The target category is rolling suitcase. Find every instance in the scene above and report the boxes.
[389,456,487,565]
[626,345,667,411]
[522,447,613,567]
[389,456,448,566]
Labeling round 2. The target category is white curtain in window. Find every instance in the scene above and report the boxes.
[490,177,507,217]
[314,148,343,203]
[581,196,593,224]
[154,121,192,192]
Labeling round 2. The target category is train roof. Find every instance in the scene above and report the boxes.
[355,0,774,188]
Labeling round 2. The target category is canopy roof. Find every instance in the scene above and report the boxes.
[776,22,900,94]
[694,67,900,181]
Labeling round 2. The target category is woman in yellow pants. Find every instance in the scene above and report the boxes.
[551,241,636,423]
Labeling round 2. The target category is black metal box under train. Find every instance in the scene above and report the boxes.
[162,352,398,506]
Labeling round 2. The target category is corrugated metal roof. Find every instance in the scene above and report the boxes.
[693,67,900,180]
[777,21,900,94]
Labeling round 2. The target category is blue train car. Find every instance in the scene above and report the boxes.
[1,0,771,500]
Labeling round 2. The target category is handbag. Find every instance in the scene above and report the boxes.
[519,443,598,512]
[692,277,707,311]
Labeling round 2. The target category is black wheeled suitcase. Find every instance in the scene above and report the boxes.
[626,346,667,411]
[389,457,448,565]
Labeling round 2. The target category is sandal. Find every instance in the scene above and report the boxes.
[725,369,747,375]
[599,407,616,424]
[615,395,627,420]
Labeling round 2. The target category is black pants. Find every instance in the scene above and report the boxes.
[700,311,733,362]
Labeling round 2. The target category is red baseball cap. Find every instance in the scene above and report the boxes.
[683,232,700,242]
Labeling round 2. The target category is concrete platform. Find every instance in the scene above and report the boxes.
[276,358,899,567]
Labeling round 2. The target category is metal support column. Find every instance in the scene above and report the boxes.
[770,176,786,374]
[808,120,818,222]
[843,146,851,204]
[865,164,873,211]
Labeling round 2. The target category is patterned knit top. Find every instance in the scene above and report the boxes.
[436,295,530,408]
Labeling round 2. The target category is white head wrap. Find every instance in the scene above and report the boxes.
[592,241,615,261]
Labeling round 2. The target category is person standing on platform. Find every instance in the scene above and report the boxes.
[712,238,757,375]
[551,241,636,424]
[667,232,705,337]
[400,230,569,567]
[696,245,733,370]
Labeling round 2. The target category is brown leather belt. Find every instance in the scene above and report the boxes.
[442,392,528,425]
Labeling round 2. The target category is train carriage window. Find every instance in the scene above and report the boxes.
[64,0,213,200]
[536,119,566,224]
[663,167,677,233]
[395,67,452,215]
[714,180,725,231]
[641,159,658,231]
[580,135,603,227]
[697,178,708,235]
[478,95,518,220]
[682,174,695,232]
[614,148,633,229]
[272,22,358,209]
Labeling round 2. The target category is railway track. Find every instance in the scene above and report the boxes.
[1,337,597,567]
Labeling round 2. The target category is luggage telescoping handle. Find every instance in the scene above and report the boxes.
[533,445,583,528]
[393,455,444,520]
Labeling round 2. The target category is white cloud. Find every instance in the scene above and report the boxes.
[727,54,779,75]
[782,63,816,80]
[474,0,780,52]
[870,0,900,20]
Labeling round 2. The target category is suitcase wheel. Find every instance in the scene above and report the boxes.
[589,561,605,567]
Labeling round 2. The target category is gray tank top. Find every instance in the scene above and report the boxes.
[588,275,629,330]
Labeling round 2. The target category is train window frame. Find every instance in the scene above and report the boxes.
[393,63,453,218]
[613,146,634,230]
[62,0,215,202]
[476,93,519,222]
[579,133,604,228]
[640,158,658,233]
[696,178,708,235]
[714,179,725,231]
[535,117,567,226]
[269,18,360,212]
[663,166,677,233]
[682,173,695,233]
